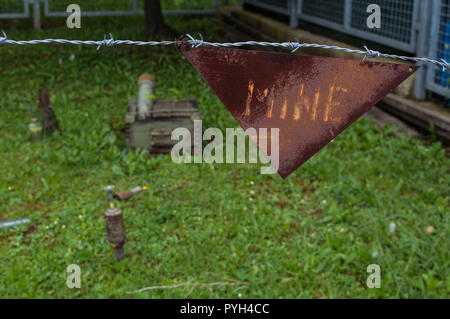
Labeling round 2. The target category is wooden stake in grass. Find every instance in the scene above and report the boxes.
[104,185,127,261]
[36,89,61,136]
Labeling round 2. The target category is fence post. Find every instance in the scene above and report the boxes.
[344,0,352,30]
[413,0,432,99]
[289,0,298,28]
[33,0,41,30]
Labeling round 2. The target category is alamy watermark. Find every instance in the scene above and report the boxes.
[67,4,81,29]
[171,120,279,175]
[66,264,81,288]
[366,264,381,288]
[366,4,381,29]
[64,3,380,31]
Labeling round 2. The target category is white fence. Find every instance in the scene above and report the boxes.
[0,0,29,18]
[0,0,220,19]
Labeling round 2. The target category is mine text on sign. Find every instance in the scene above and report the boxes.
[245,80,349,123]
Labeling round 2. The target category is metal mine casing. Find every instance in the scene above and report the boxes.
[137,74,155,120]
[125,74,201,155]
[29,118,43,142]
[104,208,126,246]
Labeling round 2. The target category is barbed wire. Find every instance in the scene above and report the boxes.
[1,31,448,71]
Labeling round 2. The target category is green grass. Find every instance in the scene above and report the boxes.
[0,14,449,299]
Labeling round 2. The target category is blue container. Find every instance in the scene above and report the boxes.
[438,22,450,107]
[438,22,450,87]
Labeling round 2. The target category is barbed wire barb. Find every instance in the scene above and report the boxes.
[0,30,7,43]
[440,58,450,71]
[0,32,448,71]
[97,33,115,50]
[363,44,381,62]
[186,33,204,48]
[289,40,300,53]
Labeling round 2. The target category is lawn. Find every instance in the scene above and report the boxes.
[0,14,449,299]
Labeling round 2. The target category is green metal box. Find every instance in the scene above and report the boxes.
[125,98,201,154]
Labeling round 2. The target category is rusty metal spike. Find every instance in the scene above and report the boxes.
[182,47,418,178]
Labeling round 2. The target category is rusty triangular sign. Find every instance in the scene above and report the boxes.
[181,46,418,178]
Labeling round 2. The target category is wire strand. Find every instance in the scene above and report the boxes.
[1,31,448,71]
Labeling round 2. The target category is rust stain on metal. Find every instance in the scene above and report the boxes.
[182,46,418,178]
[113,186,143,201]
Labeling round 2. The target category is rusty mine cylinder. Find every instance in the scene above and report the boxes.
[137,73,155,120]
[103,185,127,261]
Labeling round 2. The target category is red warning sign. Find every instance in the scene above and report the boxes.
[182,46,417,178]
